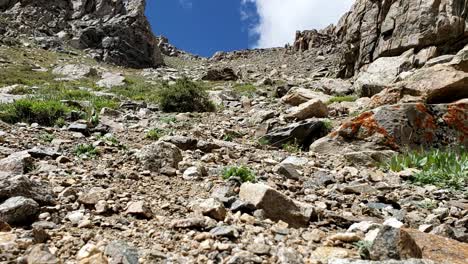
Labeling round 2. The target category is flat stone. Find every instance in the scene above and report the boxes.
[126,201,153,219]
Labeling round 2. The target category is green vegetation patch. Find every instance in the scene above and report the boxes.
[74,144,99,157]
[233,83,257,97]
[146,128,166,141]
[0,99,71,126]
[327,95,357,105]
[383,148,467,189]
[159,78,215,113]
[222,166,256,183]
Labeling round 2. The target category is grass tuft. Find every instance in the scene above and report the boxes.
[327,95,357,105]
[383,148,467,189]
[146,128,165,141]
[233,83,257,97]
[222,166,256,183]
[0,99,70,126]
[74,144,99,157]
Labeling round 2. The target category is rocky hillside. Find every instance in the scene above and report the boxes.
[0,0,467,264]
[0,0,163,68]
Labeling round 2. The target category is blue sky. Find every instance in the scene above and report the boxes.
[146,0,354,57]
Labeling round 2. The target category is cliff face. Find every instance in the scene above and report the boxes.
[294,0,468,77]
[0,0,163,68]
[337,0,468,77]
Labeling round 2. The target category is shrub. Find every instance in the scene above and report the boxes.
[74,144,99,157]
[327,95,357,105]
[0,99,70,126]
[383,148,467,189]
[158,78,215,113]
[222,166,256,183]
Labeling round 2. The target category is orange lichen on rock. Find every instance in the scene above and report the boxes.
[413,104,437,141]
[337,111,398,149]
[443,103,468,142]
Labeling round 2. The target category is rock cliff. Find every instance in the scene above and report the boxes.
[0,0,163,68]
[294,0,468,77]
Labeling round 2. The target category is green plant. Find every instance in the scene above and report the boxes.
[222,166,256,183]
[97,134,119,145]
[160,116,177,124]
[39,133,55,143]
[354,240,372,259]
[223,131,242,142]
[417,199,438,210]
[322,119,333,130]
[282,140,301,153]
[158,78,215,113]
[0,99,70,126]
[89,113,99,127]
[257,137,270,146]
[327,95,357,105]
[74,144,99,157]
[55,117,66,127]
[146,128,165,140]
[383,148,467,189]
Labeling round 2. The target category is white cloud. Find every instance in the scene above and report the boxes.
[243,0,354,48]
[179,0,193,9]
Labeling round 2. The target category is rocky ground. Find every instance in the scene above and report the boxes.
[0,37,466,264]
[0,0,467,263]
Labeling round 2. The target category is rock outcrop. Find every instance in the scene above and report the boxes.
[336,0,468,77]
[311,101,468,153]
[0,0,163,68]
[294,0,468,78]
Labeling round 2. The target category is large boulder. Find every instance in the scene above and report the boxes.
[312,78,354,96]
[263,119,330,149]
[311,102,468,153]
[370,226,422,261]
[285,99,329,120]
[0,175,54,205]
[0,0,163,68]
[336,0,468,77]
[0,151,33,175]
[354,49,415,97]
[239,183,312,228]
[369,64,468,108]
[202,68,238,81]
[0,196,39,225]
[136,142,183,174]
[281,88,332,106]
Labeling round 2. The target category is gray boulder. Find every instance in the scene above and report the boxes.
[264,119,329,149]
[136,142,183,173]
[0,175,53,205]
[0,196,40,225]
[0,151,33,175]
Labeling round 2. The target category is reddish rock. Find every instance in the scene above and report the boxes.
[311,102,467,152]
